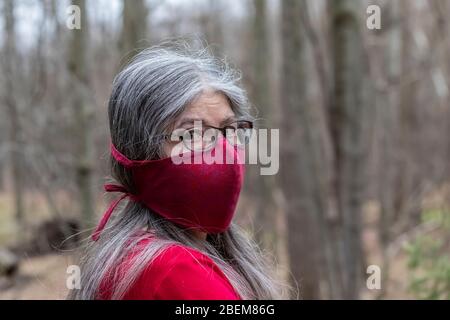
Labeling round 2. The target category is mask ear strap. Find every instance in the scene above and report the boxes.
[110,143,135,168]
[91,184,138,241]
[92,143,143,241]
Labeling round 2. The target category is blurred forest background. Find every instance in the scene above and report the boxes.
[0,0,449,300]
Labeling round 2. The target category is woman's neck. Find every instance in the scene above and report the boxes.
[190,229,207,241]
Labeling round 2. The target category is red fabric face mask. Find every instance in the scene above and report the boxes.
[92,137,245,241]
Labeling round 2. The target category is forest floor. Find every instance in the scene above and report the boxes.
[0,253,70,299]
[0,246,411,299]
[0,189,448,299]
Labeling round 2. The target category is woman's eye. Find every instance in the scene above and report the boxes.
[183,128,203,141]
[237,122,252,130]
[187,130,196,139]
[225,126,237,133]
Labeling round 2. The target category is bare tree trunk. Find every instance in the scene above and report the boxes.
[330,0,372,299]
[279,0,321,299]
[381,0,427,236]
[199,0,225,53]
[431,0,450,180]
[0,161,3,191]
[68,0,94,229]
[119,0,148,59]
[248,0,279,254]
[2,0,25,229]
[377,0,402,298]
[299,0,345,299]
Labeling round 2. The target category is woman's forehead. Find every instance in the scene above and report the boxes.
[175,91,235,127]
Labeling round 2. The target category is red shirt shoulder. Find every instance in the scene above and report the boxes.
[122,241,241,300]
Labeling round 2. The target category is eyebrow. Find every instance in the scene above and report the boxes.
[176,117,203,128]
[220,115,238,126]
[176,115,237,128]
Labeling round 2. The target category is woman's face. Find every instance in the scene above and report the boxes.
[162,90,235,241]
[163,89,236,157]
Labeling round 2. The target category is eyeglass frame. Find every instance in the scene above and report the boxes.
[159,119,254,151]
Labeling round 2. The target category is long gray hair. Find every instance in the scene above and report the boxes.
[68,42,288,300]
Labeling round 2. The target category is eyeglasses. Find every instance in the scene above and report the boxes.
[164,120,254,152]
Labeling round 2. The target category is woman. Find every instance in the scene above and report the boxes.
[68,43,286,300]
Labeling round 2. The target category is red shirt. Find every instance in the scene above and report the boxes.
[99,238,241,300]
